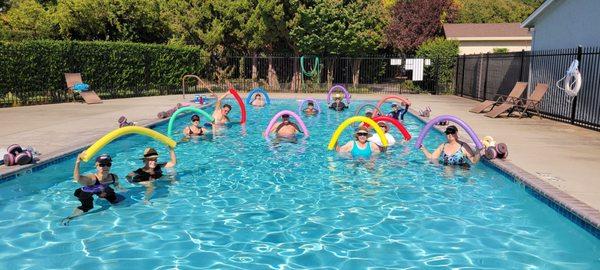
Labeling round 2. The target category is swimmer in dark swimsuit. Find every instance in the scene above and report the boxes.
[126,147,176,204]
[388,103,409,120]
[419,125,481,168]
[62,153,125,225]
[329,97,348,112]
[183,114,208,137]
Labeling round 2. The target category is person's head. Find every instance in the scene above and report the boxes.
[222,104,232,115]
[282,114,290,123]
[307,102,314,109]
[365,111,373,118]
[444,125,459,142]
[377,121,389,133]
[142,148,159,169]
[95,154,112,174]
[255,94,262,100]
[355,127,370,143]
[391,103,399,111]
[191,114,200,126]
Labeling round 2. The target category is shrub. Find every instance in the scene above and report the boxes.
[416,37,459,94]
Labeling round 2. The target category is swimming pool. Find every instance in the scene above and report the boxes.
[0,99,598,269]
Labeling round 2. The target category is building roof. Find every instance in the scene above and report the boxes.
[444,23,532,41]
[521,0,558,28]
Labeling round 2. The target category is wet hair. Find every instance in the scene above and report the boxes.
[191,114,200,121]
[282,114,290,119]
[223,104,232,110]
[365,112,373,117]
[307,102,314,106]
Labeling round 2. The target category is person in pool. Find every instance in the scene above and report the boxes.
[303,102,318,115]
[250,93,266,107]
[358,110,375,129]
[419,125,480,167]
[183,114,208,137]
[329,96,348,112]
[368,121,397,148]
[270,114,304,138]
[388,103,409,121]
[212,92,232,125]
[62,153,125,225]
[336,127,381,159]
[126,147,176,204]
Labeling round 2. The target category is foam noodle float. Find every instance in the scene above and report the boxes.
[82,126,177,162]
[327,116,388,150]
[375,95,412,110]
[413,115,483,150]
[354,104,382,117]
[228,88,247,124]
[245,87,271,105]
[371,116,412,140]
[297,98,321,114]
[264,110,309,138]
[167,107,215,137]
[326,85,351,104]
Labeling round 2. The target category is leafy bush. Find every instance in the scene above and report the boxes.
[493,48,509,53]
[416,37,459,94]
[0,40,208,105]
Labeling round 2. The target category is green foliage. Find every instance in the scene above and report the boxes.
[0,0,57,40]
[455,0,538,23]
[290,0,385,55]
[0,40,208,104]
[416,37,458,93]
[493,48,509,53]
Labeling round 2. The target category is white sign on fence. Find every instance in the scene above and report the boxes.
[390,59,402,65]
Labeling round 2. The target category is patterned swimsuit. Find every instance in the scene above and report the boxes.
[441,143,469,166]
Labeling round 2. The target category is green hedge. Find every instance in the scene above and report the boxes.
[0,40,208,106]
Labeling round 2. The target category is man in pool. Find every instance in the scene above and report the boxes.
[329,95,348,112]
[212,92,232,125]
[388,103,409,120]
[270,114,304,138]
[126,147,176,204]
[303,102,318,115]
[62,153,125,225]
[250,93,266,107]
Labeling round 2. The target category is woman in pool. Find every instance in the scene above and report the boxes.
[127,147,176,204]
[250,93,266,107]
[388,103,409,120]
[62,153,125,225]
[303,102,318,115]
[329,95,348,112]
[183,114,208,137]
[336,127,381,159]
[368,121,397,148]
[270,114,304,138]
[419,125,480,167]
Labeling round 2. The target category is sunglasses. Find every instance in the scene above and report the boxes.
[357,133,368,137]
[98,163,112,168]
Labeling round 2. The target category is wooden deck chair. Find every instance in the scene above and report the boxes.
[65,73,102,104]
[515,83,549,118]
[469,82,527,113]
[485,83,548,118]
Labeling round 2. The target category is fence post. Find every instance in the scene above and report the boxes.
[454,55,460,95]
[518,49,525,82]
[460,54,466,97]
[433,56,439,94]
[571,45,583,124]
[483,52,490,101]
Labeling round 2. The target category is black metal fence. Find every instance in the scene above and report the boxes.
[455,46,600,131]
[0,48,448,107]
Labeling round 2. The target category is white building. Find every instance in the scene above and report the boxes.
[522,0,600,50]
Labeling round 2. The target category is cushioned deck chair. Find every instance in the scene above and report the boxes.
[65,73,102,104]
[469,82,527,113]
[514,83,549,118]
[485,83,548,118]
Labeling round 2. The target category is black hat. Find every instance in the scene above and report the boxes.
[96,154,112,164]
[444,125,458,134]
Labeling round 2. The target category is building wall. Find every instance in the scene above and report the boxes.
[458,40,531,55]
[531,0,600,51]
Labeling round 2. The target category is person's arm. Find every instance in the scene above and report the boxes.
[371,142,382,153]
[73,152,94,185]
[461,142,481,164]
[183,127,190,136]
[271,122,283,133]
[336,141,353,153]
[112,175,126,191]
[420,144,443,160]
[213,92,230,110]
[165,147,176,168]
[290,122,303,133]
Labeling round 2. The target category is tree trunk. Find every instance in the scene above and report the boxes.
[326,57,335,90]
[291,55,301,93]
[352,58,362,87]
[267,56,280,90]
[252,53,258,88]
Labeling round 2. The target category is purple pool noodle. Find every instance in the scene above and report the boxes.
[326,85,351,104]
[414,115,484,149]
[264,110,309,138]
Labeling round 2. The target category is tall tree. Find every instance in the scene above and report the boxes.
[0,0,57,40]
[455,0,537,23]
[385,0,457,53]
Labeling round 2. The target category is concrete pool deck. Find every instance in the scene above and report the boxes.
[1,93,599,216]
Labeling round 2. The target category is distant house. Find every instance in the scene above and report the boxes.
[522,0,600,51]
[443,23,532,55]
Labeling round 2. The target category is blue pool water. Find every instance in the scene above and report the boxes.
[0,99,599,269]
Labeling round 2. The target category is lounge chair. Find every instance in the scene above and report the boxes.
[485,83,548,118]
[514,83,549,118]
[65,73,102,104]
[469,82,527,113]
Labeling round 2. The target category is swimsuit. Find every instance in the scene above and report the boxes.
[329,102,347,111]
[351,141,372,159]
[75,174,118,212]
[441,143,469,166]
[187,126,204,136]
[130,164,164,183]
